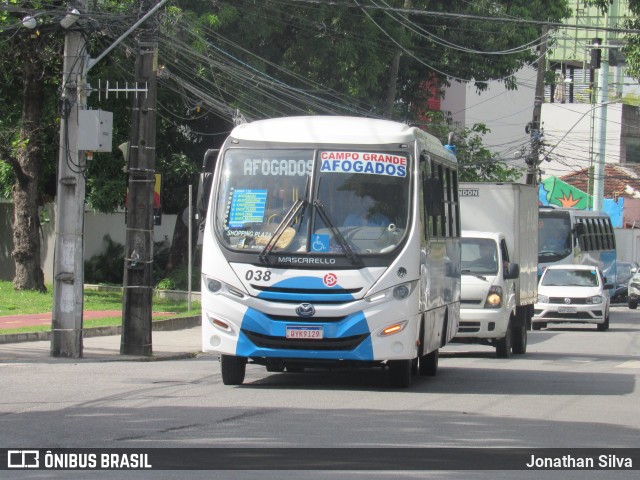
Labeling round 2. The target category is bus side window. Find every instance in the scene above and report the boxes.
[606,219,615,249]
[596,218,607,250]
[443,167,457,237]
[424,162,444,237]
[575,221,587,250]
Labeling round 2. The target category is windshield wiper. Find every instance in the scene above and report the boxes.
[258,199,308,264]
[313,200,362,268]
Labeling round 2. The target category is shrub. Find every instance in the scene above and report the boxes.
[85,235,174,286]
[84,235,124,284]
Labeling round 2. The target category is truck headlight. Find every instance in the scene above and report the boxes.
[484,286,502,308]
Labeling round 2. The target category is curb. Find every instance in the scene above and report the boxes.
[0,315,201,345]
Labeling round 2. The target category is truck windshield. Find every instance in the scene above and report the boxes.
[461,238,498,275]
[214,148,410,256]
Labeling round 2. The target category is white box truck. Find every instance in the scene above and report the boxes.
[457,183,538,357]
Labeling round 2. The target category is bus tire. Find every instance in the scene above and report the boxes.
[221,355,247,385]
[496,321,512,358]
[388,359,412,388]
[629,299,638,310]
[419,349,439,377]
[511,323,527,355]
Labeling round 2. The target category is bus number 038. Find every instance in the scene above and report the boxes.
[245,270,272,282]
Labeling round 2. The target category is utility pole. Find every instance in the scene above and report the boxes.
[592,2,615,212]
[51,1,87,358]
[121,4,159,356]
[525,24,548,186]
[383,0,412,119]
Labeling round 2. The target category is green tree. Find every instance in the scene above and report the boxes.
[2,0,573,290]
[0,1,63,292]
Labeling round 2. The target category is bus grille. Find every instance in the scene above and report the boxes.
[264,314,347,323]
[252,285,362,295]
[242,330,368,351]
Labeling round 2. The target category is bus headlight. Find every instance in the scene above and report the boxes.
[367,281,416,304]
[484,286,502,308]
[393,285,410,300]
[202,274,246,298]
[537,294,549,304]
[205,278,222,293]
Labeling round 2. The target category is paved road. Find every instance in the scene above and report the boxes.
[0,306,638,480]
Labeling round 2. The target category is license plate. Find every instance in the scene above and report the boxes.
[286,326,323,339]
[558,306,577,314]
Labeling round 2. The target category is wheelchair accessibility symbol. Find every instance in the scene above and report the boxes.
[311,234,330,253]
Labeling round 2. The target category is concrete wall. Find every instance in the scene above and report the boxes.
[440,67,536,180]
[0,200,178,283]
[615,227,640,263]
[539,103,623,179]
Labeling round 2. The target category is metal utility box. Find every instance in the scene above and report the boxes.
[77,109,113,152]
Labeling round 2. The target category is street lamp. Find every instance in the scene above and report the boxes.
[60,8,80,29]
[22,16,37,29]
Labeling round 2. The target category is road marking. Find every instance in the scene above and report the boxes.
[615,360,640,369]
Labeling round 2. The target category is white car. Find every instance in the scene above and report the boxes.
[533,265,613,331]
[628,271,640,309]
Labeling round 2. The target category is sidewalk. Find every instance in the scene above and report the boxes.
[0,314,204,363]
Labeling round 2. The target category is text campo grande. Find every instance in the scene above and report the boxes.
[40,451,152,469]
[526,454,633,469]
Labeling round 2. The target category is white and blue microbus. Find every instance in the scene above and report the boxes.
[538,206,616,280]
[200,116,460,388]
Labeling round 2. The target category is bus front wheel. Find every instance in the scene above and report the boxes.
[419,349,438,376]
[221,355,247,385]
[388,359,412,388]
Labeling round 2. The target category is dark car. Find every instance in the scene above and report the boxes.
[611,261,639,303]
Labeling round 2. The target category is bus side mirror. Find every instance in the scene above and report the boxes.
[196,149,219,224]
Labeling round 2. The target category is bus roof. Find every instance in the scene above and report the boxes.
[539,206,610,218]
[229,116,455,160]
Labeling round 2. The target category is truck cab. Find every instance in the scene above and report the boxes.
[456,230,527,358]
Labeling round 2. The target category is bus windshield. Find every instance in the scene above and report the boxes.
[214,148,410,256]
[538,212,572,262]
